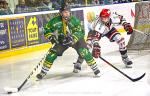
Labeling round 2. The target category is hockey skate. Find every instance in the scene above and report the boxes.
[36,70,47,80]
[122,57,133,68]
[94,69,101,77]
[90,64,101,77]
[73,62,81,73]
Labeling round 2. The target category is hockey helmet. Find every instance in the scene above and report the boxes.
[59,4,71,20]
[99,9,111,18]
[59,4,70,13]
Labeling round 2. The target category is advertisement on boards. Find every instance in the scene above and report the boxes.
[0,20,10,50]
[9,17,26,48]
[26,16,40,46]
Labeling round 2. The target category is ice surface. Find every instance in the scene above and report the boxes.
[0,35,150,96]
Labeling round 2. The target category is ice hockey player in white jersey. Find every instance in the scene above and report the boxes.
[73,8,133,73]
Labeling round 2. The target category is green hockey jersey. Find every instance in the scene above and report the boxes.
[44,15,85,43]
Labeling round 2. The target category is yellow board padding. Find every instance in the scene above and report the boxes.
[0,43,52,59]
[0,16,24,20]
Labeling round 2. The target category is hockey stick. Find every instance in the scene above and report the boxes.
[133,29,149,35]
[4,49,50,94]
[99,56,146,82]
[4,60,42,94]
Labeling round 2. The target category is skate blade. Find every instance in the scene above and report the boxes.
[125,65,132,68]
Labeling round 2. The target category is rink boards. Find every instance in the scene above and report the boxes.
[0,2,137,58]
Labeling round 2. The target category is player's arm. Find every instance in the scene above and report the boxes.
[44,20,58,44]
[71,18,85,43]
[115,12,133,35]
[44,20,55,39]
[87,30,101,58]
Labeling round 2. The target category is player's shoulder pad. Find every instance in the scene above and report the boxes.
[70,16,81,24]
[49,15,62,24]
[111,12,123,18]
[111,12,119,18]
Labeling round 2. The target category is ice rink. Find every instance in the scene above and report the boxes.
[0,34,150,96]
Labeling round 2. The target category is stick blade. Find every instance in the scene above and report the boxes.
[4,87,18,94]
[132,73,146,82]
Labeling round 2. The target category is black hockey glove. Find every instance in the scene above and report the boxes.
[62,35,74,46]
[48,35,58,44]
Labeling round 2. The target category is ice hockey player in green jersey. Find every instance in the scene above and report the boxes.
[36,4,101,80]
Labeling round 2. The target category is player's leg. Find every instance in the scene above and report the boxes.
[78,48,100,76]
[73,30,101,73]
[73,55,84,73]
[105,27,132,68]
[36,44,68,79]
[113,34,133,68]
[73,39,100,76]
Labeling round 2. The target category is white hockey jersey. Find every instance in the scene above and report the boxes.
[89,12,126,37]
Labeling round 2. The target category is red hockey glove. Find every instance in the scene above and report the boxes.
[92,43,101,58]
[123,23,133,35]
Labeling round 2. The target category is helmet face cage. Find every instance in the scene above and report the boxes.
[99,9,111,18]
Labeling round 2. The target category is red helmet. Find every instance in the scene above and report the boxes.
[99,9,111,18]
